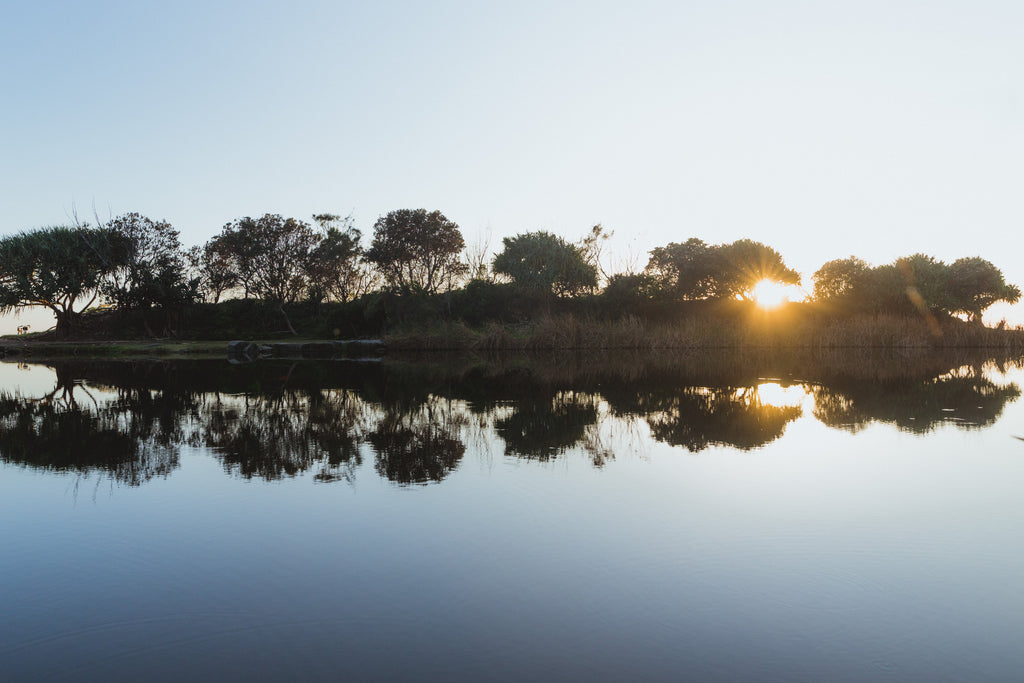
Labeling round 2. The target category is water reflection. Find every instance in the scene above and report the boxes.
[495,392,600,460]
[0,350,1021,486]
[201,390,367,481]
[644,386,803,452]
[369,400,466,484]
[811,365,1021,433]
[0,366,181,485]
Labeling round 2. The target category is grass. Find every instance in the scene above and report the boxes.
[0,339,231,359]
[386,307,1024,352]
[5,301,1024,357]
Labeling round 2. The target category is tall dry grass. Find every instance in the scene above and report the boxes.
[383,308,1024,352]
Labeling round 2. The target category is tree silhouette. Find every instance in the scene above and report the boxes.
[213,214,320,334]
[365,209,466,293]
[947,257,1021,322]
[645,238,718,299]
[306,214,366,303]
[0,226,125,337]
[812,253,1020,321]
[813,256,871,308]
[492,231,597,296]
[645,238,800,301]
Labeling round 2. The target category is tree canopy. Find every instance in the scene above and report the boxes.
[214,214,320,333]
[102,213,197,311]
[0,226,125,337]
[364,209,466,293]
[947,257,1021,322]
[306,213,365,303]
[492,231,597,296]
[644,238,800,301]
[813,253,1019,321]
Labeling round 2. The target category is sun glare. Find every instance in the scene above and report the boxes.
[755,382,807,409]
[752,280,793,309]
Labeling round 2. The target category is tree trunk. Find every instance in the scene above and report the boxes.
[54,311,76,339]
[279,304,298,336]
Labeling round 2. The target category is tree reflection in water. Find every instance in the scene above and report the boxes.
[645,386,803,452]
[0,351,1020,487]
[495,391,600,460]
[811,363,1021,433]
[0,367,180,486]
[201,389,369,482]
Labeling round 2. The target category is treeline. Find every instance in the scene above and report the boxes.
[0,208,1019,339]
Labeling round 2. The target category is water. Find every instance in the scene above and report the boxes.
[2,351,1024,681]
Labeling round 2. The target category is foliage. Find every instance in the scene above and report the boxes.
[644,238,800,301]
[600,273,658,308]
[188,241,238,303]
[812,253,1020,322]
[307,214,366,303]
[578,224,613,283]
[0,226,125,337]
[645,238,717,299]
[714,239,801,300]
[947,257,1021,322]
[365,209,466,293]
[101,213,198,312]
[812,257,871,307]
[212,214,321,334]
[492,231,597,296]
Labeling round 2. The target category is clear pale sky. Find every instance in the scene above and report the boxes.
[3,0,1023,333]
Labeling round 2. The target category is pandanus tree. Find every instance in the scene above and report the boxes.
[0,226,125,338]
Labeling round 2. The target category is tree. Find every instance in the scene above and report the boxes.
[713,239,801,301]
[0,226,124,338]
[213,214,320,334]
[894,253,952,315]
[601,273,657,306]
[364,209,466,293]
[946,257,1021,322]
[812,256,871,306]
[578,224,613,283]
[645,238,717,300]
[101,213,197,313]
[187,241,238,304]
[645,238,800,301]
[858,263,908,313]
[492,231,597,296]
[306,213,364,303]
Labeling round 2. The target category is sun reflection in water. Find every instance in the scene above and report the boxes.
[755,381,807,408]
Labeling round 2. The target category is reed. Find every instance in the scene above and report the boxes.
[382,308,1024,351]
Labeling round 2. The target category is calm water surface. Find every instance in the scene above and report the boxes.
[2,352,1024,681]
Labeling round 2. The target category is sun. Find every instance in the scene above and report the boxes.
[752,279,793,309]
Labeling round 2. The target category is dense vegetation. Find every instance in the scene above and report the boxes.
[0,208,1020,346]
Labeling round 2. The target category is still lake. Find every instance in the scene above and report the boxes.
[2,351,1024,681]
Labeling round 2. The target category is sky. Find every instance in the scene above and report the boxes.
[3,0,1023,333]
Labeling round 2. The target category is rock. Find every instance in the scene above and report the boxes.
[270,343,305,358]
[300,342,337,358]
[227,341,259,359]
[347,339,387,356]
